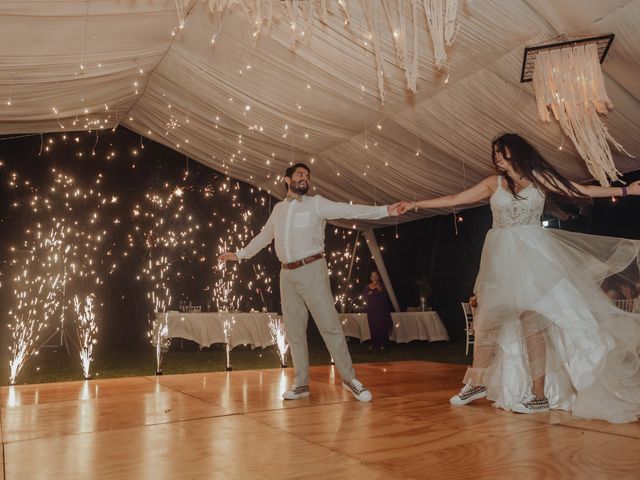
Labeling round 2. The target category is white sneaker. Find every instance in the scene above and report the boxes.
[343,378,372,402]
[449,384,487,406]
[512,394,549,414]
[282,384,310,400]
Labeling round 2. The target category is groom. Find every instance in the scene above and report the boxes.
[218,163,401,401]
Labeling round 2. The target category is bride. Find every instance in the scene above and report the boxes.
[400,133,640,423]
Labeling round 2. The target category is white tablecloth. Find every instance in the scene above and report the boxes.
[161,312,279,349]
[339,312,449,343]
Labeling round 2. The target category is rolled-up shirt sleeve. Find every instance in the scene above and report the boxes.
[235,213,275,260]
[315,195,388,221]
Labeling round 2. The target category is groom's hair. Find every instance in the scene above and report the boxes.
[284,163,311,192]
[285,163,311,178]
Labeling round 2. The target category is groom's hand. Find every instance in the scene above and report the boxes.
[217,252,239,262]
[387,202,404,216]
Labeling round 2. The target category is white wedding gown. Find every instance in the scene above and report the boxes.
[463,176,640,423]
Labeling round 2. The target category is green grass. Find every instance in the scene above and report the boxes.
[1,338,471,386]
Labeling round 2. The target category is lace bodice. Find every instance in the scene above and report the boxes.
[490,176,544,228]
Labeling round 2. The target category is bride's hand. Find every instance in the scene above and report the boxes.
[398,201,416,214]
[627,180,640,196]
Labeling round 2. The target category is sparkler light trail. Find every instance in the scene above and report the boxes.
[223,317,233,371]
[268,315,288,368]
[327,228,366,313]
[136,189,180,375]
[150,311,170,375]
[8,225,65,384]
[131,177,277,371]
[73,294,98,380]
[6,167,116,383]
[2,130,373,382]
[214,242,242,313]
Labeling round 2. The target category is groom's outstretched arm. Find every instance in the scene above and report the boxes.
[220,213,275,262]
[315,195,401,220]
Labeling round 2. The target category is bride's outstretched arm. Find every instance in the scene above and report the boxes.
[534,172,640,198]
[401,176,496,213]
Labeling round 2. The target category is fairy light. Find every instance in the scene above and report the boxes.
[6,76,15,105]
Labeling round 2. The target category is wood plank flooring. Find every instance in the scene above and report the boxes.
[1,361,638,479]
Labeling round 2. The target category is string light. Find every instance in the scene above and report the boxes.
[6,75,15,106]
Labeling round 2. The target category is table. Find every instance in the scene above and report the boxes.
[161,310,450,350]
[161,311,280,349]
[338,312,449,343]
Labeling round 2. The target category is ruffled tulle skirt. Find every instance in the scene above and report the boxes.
[464,225,640,423]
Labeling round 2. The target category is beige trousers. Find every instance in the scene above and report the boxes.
[280,258,355,386]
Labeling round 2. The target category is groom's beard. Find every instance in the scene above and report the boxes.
[290,180,309,195]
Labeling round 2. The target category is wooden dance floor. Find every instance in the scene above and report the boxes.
[1,361,639,479]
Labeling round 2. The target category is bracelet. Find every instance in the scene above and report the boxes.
[412,202,418,212]
[621,186,628,197]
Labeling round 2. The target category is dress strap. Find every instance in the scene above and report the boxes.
[497,175,502,189]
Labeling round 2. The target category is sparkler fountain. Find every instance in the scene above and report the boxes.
[73,294,98,380]
[6,167,116,382]
[8,226,65,384]
[268,315,289,368]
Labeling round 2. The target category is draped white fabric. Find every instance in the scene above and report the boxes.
[1,1,639,226]
[338,312,450,343]
[164,311,279,349]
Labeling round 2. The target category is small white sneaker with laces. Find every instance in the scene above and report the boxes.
[343,378,372,402]
[449,384,487,406]
[282,384,310,400]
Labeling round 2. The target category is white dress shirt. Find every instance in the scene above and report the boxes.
[236,195,388,263]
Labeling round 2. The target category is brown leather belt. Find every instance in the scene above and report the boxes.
[282,253,324,270]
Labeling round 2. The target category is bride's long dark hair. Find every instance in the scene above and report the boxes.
[491,133,587,217]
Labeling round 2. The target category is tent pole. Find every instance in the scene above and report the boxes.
[346,230,359,282]
[362,228,400,312]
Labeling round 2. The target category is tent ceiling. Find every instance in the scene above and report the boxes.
[1,0,639,227]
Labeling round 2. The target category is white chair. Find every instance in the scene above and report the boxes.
[614,299,635,312]
[461,302,474,356]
